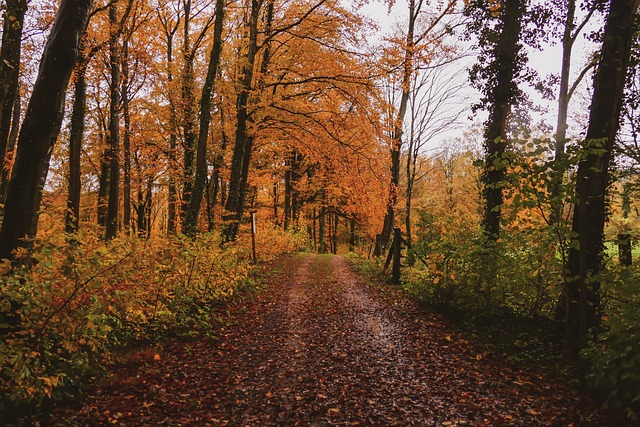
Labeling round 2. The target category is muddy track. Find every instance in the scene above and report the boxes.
[48,254,624,426]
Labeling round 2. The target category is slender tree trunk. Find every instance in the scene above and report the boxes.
[0,0,27,180]
[223,0,262,241]
[180,0,197,227]
[207,101,228,231]
[332,213,338,254]
[97,145,110,227]
[550,0,595,224]
[65,66,87,234]
[481,0,525,240]
[122,40,132,233]
[0,93,20,200]
[0,0,92,261]
[184,0,225,236]
[564,0,638,355]
[375,0,417,256]
[164,28,178,235]
[135,152,145,235]
[106,4,121,240]
[144,175,153,237]
[284,154,292,230]
[349,218,356,252]
[319,205,326,254]
[272,181,278,223]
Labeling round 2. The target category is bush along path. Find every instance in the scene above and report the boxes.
[45,254,627,426]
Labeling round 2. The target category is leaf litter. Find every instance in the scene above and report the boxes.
[46,254,629,426]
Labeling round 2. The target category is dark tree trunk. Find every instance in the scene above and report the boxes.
[332,213,338,254]
[184,0,225,236]
[550,0,596,225]
[223,0,262,241]
[106,4,121,240]
[180,0,197,228]
[375,0,418,257]
[65,66,87,234]
[482,0,525,240]
[97,146,110,227]
[164,29,178,235]
[564,0,637,355]
[135,152,145,236]
[319,204,326,254]
[0,93,20,200]
[0,0,92,262]
[207,101,228,231]
[144,176,152,237]
[349,218,356,252]
[272,181,278,223]
[0,0,27,180]
[284,157,292,230]
[122,40,132,233]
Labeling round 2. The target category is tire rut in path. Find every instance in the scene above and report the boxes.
[48,254,624,426]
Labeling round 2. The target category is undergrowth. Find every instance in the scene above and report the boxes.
[0,223,306,421]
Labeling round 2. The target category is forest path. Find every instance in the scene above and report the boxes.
[50,254,621,426]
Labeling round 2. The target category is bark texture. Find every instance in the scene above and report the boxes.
[0,0,92,261]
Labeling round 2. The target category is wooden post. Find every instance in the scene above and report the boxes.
[250,210,257,263]
[391,228,401,284]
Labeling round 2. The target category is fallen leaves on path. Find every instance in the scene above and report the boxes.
[47,254,627,426]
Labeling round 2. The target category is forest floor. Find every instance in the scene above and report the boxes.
[44,254,628,426]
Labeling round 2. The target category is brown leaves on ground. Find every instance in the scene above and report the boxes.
[47,254,627,426]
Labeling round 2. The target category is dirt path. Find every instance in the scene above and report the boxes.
[49,254,624,426]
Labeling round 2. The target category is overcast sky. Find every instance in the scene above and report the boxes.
[356,0,604,149]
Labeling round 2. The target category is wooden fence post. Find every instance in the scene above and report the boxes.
[250,210,257,263]
[391,228,401,284]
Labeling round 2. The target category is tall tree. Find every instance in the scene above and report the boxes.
[0,0,28,198]
[564,0,639,355]
[184,0,225,236]
[0,0,93,261]
[157,0,182,235]
[222,0,264,241]
[467,0,526,240]
[549,0,598,224]
[223,0,329,241]
[375,0,456,255]
[106,3,122,240]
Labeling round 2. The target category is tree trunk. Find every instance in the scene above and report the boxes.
[0,0,92,262]
[184,0,225,236]
[564,0,637,355]
[482,0,525,240]
[375,0,417,256]
[349,218,356,252]
[122,40,132,233]
[284,153,292,230]
[106,4,121,240]
[0,0,27,180]
[165,29,178,235]
[97,146,110,227]
[144,175,153,237]
[223,0,262,241]
[319,204,326,254]
[65,66,87,234]
[180,0,197,228]
[550,0,596,225]
[332,213,338,254]
[0,93,20,200]
[206,100,228,231]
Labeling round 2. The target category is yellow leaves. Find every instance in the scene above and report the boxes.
[37,375,62,398]
[0,258,12,275]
